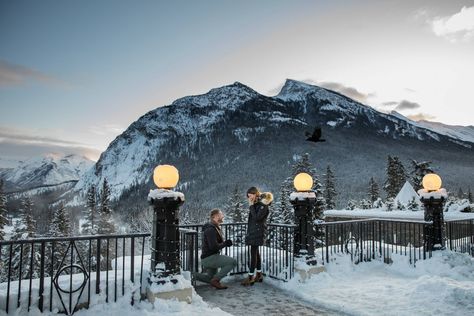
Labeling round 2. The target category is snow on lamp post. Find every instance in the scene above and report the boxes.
[147,165,191,302]
[290,173,317,264]
[418,173,447,252]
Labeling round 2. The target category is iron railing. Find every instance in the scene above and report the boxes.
[446,219,474,256]
[315,219,433,265]
[0,223,296,314]
[0,233,149,315]
[179,223,296,280]
[5,218,470,315]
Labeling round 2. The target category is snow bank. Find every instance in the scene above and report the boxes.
[270,251,474,316]
[21,287,229,316]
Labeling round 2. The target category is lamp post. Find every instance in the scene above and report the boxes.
[418,173,447,251]
[147,165,191,302]
[290,173,317,264]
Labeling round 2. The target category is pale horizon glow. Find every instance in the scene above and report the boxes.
[1,0,474,163]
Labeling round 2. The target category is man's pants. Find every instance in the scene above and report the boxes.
[194,254,237,283]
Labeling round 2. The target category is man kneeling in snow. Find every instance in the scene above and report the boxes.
[194,208,236,289]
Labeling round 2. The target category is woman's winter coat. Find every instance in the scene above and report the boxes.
[245,192,273,246]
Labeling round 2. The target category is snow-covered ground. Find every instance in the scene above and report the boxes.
[3,248,474,315]
[20,288,229,316]
[270,251,474,316]
[0,254,228,316]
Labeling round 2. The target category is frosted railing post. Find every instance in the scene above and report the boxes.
[418,174,447,252]
[290,191,317,264]
[149,195,184,278]
[419,194,446,251]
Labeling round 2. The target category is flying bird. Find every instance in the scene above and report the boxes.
[305,127,326,143]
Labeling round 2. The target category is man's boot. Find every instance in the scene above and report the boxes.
[210,277,228,290]
[255,272,263,283]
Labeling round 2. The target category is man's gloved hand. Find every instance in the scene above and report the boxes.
[224,239,233,247]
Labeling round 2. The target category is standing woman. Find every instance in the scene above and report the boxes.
[242,186,273,286]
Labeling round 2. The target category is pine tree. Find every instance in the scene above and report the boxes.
[410,160,434,191]
[49,203,71,270]
[19,197,36,238]
[385,198,395,212]
[347,200,357,210]
[373,198,384,209]
[384,156,396,199]
[393,156,407,194]
[274,177,294,224]
[224,186,248,246]
[384,156,407,199]
[359,199,371,210]
[11,197,40,279]
[225,186,247,223]
[0,180,8,241]
[312,177,325,221]
[82,185,97,235]
[50,203,71,237]
[368,177,380,204]
[396,200,404,210]
[407,197,420,211]
[97,179,115,269]
[98,179,115,235]
[181,209,191,225]
[468,187,473,203]
[457,187,464,199]
[323,165,337,210]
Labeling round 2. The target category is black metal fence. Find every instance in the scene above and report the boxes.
[0,223,294,315]
[446,219,474,256]
[4,218,470,315]
[0,233,150,315]
[315,219,433,265]
[179,223,296,280]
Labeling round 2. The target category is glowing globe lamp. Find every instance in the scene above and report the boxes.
[422,173,442,192]
[294,173,313,192]
[153,165,179,189]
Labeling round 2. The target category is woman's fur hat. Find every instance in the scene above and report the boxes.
[259,192,274,205]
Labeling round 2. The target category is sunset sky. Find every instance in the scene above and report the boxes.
[1,0,474,163]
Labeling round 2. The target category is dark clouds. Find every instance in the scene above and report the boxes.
[268,79,374,104]
[381,101,398,106]
[394,100,421,111]
[0,59,64,87]
[317,81,373,103]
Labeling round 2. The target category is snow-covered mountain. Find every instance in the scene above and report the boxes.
[1,153,94,191]
[416,120,474,144]
[387,111,474,145]
[74,79,474,213]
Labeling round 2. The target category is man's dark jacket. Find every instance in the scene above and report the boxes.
[201,222,226,259]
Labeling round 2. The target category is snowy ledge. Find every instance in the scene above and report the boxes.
[417,188,448,200]
[324,208,474,220]
[148,189,185,202]
[148,274,192,294]
[290,191,316,201]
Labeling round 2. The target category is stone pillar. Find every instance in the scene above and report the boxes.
[290,191,317,264]
[419,188,447,251]
[146,189,192,303]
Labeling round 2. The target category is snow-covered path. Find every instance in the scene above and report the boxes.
[195,278,340,316]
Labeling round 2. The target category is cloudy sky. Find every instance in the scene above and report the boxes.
[1,0,474,164]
